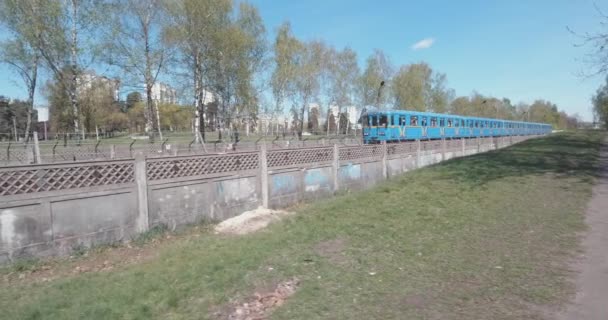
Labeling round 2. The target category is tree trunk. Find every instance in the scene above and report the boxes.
[299,103,306,140]
[24,55,38,143]
[336,106,341,136]
[154,100,163,140]
[145,84,154,136]
[326,104,331,136]
[70,0,80,135]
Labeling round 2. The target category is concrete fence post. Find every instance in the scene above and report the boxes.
[381,141,388,179]
[461,137,465,155]
[477,136,481,153]
[441,138,446,161]
[134,152,149,233]
[110,145,116,159]
[33,132,41,164]
[259,143,269,208]
[332,144,340,192]
[416,139,421,168]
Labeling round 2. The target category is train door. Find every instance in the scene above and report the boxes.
[398,114,407,140]
[421,116,428,138]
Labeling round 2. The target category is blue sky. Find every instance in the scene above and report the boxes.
[249,0,606,121]
[0,0,606,121]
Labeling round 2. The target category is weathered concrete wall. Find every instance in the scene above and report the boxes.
[268,166,333,208]
[0,136,538,262]
[148,175,261,229]
[0,185,138,263]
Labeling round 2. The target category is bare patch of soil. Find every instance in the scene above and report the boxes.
[214,278,300,320]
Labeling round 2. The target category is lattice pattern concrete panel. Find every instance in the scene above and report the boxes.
[339,145,383,161]
[147,152,259,180]
[446,139,462,150]
[0,161,134,196]
[268,147,333,168]
[421,140,442,151]
[387,142,417,155]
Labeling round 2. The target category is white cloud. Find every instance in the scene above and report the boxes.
[411,38,435,50]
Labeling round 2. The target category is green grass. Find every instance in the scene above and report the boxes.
[0,131,603,320]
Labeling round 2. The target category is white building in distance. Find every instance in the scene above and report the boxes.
[77,71,120,101]
[150,82,178,105]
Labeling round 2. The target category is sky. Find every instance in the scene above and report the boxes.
[0,0,606,121]
[247,0,606,121]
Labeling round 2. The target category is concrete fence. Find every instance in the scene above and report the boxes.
[0,135,536,262]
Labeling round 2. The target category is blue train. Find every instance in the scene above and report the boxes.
[362,110,552,143]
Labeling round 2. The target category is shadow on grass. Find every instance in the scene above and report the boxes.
[440,131,604,187]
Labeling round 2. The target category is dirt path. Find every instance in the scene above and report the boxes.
[556,136,608,320]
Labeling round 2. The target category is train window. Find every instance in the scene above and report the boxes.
[421,117,428,126]
[369,115,378,126]
[448,119,453,127]
[379,115,388,127]
[410,116,418,126]
[430,117,437,127]
[399,116,406,126]
[440,118,445,127]
[475,121,479,128]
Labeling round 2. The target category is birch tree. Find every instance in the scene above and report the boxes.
[106,0,169,140]
[328,47,359,134]
[0,0,44,140]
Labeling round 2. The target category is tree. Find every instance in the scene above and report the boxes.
[79,75,120,135]
[392,63,432,111]
[0,97,38,140]
[125,91,142,111]
[165,0,232,142]
[105,0,169,140]
[569,4,608,76]
[271,22,300,132]
[0,0,45,140]
[428,72,453,113]
[291,41,325,138]
[328,47,359,135]
[358,49,393,107]
[308,106,320,133]
[30,0,104,135]
[592,78,608,128]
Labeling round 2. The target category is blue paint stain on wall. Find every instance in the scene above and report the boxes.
[271,174,297,196]
[305,168,329,192]
[339,163,361,181]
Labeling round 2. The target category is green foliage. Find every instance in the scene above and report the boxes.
[125,92,142,111]
[0,97,38,138]
[359,49,393,107]
[592,77,608,128]
[392,62,432,111]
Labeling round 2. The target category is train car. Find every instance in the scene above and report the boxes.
[362,110,552,144]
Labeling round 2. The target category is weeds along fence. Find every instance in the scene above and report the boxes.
[0,132,363,166]
[0,135,537,261]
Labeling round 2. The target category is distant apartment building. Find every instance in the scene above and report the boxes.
[77,71,120,101]
[150,82,178,104]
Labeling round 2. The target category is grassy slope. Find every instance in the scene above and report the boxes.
[0,131,602,320]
